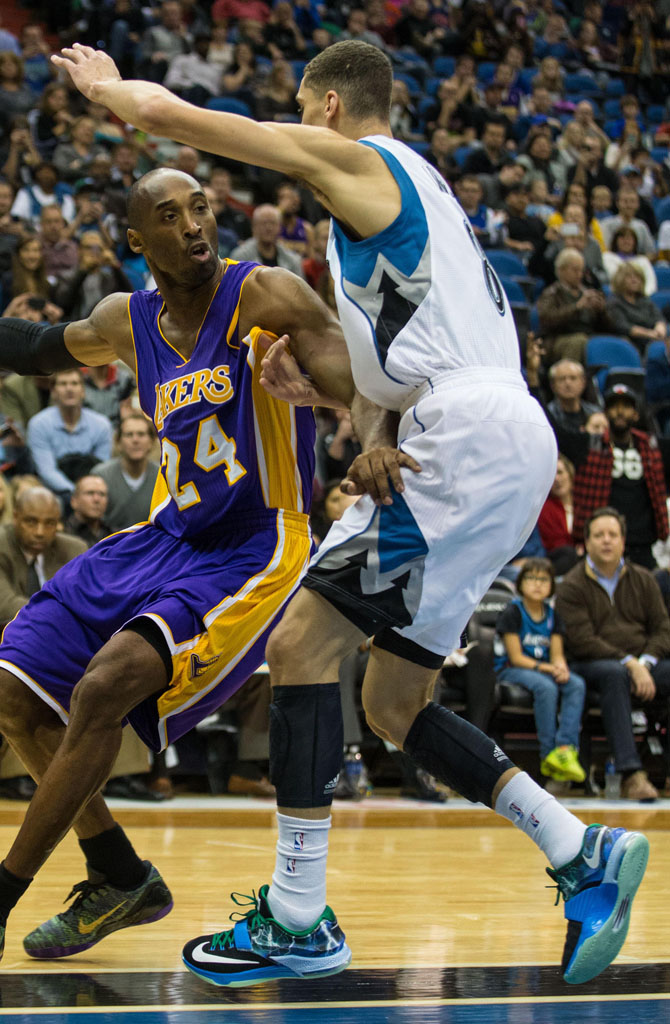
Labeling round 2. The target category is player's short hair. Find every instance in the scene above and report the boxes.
[584,506,627,540]
[303,40,393,122]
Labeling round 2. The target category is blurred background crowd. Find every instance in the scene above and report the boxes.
[1,0,670,804]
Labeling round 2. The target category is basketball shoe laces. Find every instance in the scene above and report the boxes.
[211,890,265,950]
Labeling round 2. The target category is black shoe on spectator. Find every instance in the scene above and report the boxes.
[0,776,36,800]
[103,775,168,802]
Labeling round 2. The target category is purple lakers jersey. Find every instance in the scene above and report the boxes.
[128,259,316,539]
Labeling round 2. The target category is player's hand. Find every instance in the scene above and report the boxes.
[342,447,421,506]
[258,333,314,406]
[51,44,122,100]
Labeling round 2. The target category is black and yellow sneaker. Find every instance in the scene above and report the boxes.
[23,862,173,959]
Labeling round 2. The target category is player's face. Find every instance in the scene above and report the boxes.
[14,500,60,555]
[296,83,327,128]
[139,179,219,286]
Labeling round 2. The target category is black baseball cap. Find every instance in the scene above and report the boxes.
[604,383,638,408]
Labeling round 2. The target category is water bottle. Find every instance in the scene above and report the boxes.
[344,745,368,797]
[604,758,621,800]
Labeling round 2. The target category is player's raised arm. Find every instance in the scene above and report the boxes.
[0,292,133,375]
[51,44,401,235]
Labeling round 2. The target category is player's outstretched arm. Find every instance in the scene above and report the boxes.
[51,46,370,199]
[0,293,134,375]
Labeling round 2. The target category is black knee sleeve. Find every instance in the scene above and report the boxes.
[269,683,343,808]
[404,702,514,807]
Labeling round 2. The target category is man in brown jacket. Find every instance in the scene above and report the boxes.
[537,247,614,364]
[555,506,670,800]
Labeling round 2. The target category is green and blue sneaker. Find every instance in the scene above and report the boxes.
[547,823,649,984]
[541,745,586,784]
[23,862,173,959]
[182,885,352,986]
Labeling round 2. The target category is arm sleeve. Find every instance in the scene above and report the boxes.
[0,319,84,376]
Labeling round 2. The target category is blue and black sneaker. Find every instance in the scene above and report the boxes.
[547,823,649,984]
[182,885,352,987]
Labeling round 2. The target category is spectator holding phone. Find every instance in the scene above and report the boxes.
[54,230,133,319]
[0,235,62,322]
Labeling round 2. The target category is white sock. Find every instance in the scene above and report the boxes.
[494,772,587,869]
[267,813,331,931]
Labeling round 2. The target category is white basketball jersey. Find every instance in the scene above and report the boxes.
[327,135,523,410]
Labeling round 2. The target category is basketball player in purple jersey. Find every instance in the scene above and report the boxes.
[0,167,410,962]
[54,42,649,987]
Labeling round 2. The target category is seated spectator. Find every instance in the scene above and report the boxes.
[64,181,114,246]
[0,17,20,57]
[533,56,564,104]
[264,0,307,59]
[0,234,62,320]
[0,52,36,118]
[546,183,605,252]
[52,115,110,184]
[462,117,509,176]
[10,161,75,228]
[87,0,146,79]
[542,216,607,292]
[422,77,476,146]
[389,80,422,142]
[590,184,613,222]
[455,175,505,249]
[572,100,609,151]
[424,126,458,181]
[517,129,564,195]
[492,61,523,118]
[0,180,24,277]
[394,0,446,60]
[604,122,645,175]
[208,166,251,244]
[554,122,586,179]
[83,363,135,428]
[201,185,238,257]
[606,264,666,354]
[1,116,42,191]
[574,16,604,70]
[276,180,313,256]
[139,0,191,84]
[302,218,329,292]
[163,32,223,106]
[601,189,656,258]
[538,454,581,575]
[521,83,562,136]
[470,82,513,141]
[316,409,361,484]
[221,41,263,111]
[602,226,657,297]
[93,412,159,532]
[19,24,53,97]
[546,358,601,432]
[537,247,613,363]
[63,474,111,547]
[255,60,299,123]
[567,133,619,199]
[38,204,79,281]
[558,385,669,570]
[503,181,545,259]
[56,230,133,320]
[556,507,670,801]
[26,368,113,504]
[33,82,75,161]
[525,176,554,223]
[494,557,586,786]
[0,484,86,627]
[229,204,304,277]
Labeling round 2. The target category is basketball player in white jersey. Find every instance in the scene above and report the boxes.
[54,40,649,989]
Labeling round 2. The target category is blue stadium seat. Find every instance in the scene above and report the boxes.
[647,105,665,125]
[432,56,456,78]
[564,72,599,95]
[407,140,430,156]
[205,97,253,117]
[518,67,538,90]
[654,196,670,224]
[290,60,308,80]
[603,119,620,140]
[645,341,670,408]
[651,290,670,311]
[426,76,441,96]
[586,336,642,396]
[651,148,669,167]
[452,145,473,167]
[603,98,621,119]
[484,250,528,278]
[476,61,498,82]
[655,266,670,291]
[605,78,625,97]
[499,277,528,305]
[393,72,422,96]
[529,305,540,335]
[418,95,435,119]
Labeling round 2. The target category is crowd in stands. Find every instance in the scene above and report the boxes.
[1,0,670,801]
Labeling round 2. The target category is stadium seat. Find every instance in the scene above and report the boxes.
[604,78,625,97]
[603,119,620,140]
[452,145,473,167]
[655,266,670,291]
[651,290,670,311]
[500,278,527,305]
[603,98,621,119]
[205,97,253,117]
[418,95,435,120]
[476,61,498,82]
[644,342,670,429]
[654,196,670,224]
[393,72,421,96]
[586,335,643,397]
[564,72,599,95]
[406,140,430,156]
[518,67,538,90]
[651,148,669,167]
[290,59,307,80]
[432,56,456,78]
[647,105,666,125]
[425,76,441,96]
[484,250,528,278]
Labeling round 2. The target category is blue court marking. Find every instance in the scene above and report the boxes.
[1,1002,670,1024]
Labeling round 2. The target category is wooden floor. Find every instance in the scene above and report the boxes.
[0,797,669,1022]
